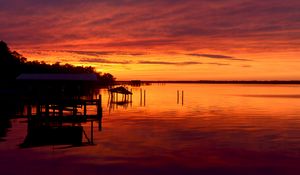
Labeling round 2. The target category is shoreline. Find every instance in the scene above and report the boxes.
[117,80,300,85]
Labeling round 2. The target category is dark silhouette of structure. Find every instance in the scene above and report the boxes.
[108,86,133,110]
[0,40,113,147]
[19,93,103,148]
[16,73,98,97]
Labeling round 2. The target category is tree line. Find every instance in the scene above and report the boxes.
[0,41,115,84]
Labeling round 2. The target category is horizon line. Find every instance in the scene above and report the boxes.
[116,80,300,84]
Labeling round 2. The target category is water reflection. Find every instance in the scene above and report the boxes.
[139,89,146,107]
[95,84,300,174]
[1,84,300,174]
[0,119,11,142]
[0,95,17,142]
[240,94,300,98]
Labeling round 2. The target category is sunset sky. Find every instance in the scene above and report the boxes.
[1,0,300,80]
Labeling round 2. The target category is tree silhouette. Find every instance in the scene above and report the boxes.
[0,40,115,84]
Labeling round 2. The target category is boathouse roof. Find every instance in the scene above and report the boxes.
[16,73,98,81]
[109,86,132,94]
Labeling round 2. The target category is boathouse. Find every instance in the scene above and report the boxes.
[16,73,102,147]
[108,86,132,108]
[16,73,98,96]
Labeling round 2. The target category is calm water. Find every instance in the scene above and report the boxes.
[1,84,300,175]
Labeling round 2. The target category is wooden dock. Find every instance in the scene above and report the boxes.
[18,95,103,147]
[19,95,102,121]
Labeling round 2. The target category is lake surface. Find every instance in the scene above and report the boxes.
[1,83,300,175]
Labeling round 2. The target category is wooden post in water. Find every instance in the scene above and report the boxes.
[182,90,184,106]
[98,95,103,131]
[98,115,102,131]
[130,89,133,107]
[83,101,87,117]
[140,88,142,106]
[144,90,146,106]
[177,90,179,104]
[97,94,102,118]
[130,89,132,102]
[91,120,94,144]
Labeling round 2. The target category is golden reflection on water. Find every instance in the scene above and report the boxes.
[93,84,300,159]
[1,84,300,175]
[102,84,300,117]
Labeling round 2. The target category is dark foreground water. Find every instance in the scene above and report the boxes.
[1,84,300,175]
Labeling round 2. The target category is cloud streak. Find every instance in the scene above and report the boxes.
[187,54,252,61]
[63,50,146,57]
[138,61,202,65]
[138,60,230,66]
[80,58,133,64]
[80,59,230,66]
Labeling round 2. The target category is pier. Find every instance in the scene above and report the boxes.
[18,95,103,148]
[21,95,102,120]
[14,73,106,147]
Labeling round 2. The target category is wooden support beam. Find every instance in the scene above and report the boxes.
[91,120,94,144]
[83,101,87,117]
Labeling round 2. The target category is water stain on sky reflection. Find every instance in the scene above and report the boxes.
[1,84,300,175]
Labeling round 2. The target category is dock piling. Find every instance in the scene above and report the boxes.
[91,120,94,144]
[144,90,146,106]
[177,90,179,104]
[176,90,184,105]
[182,90,184,106]
[97,94,102,118]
